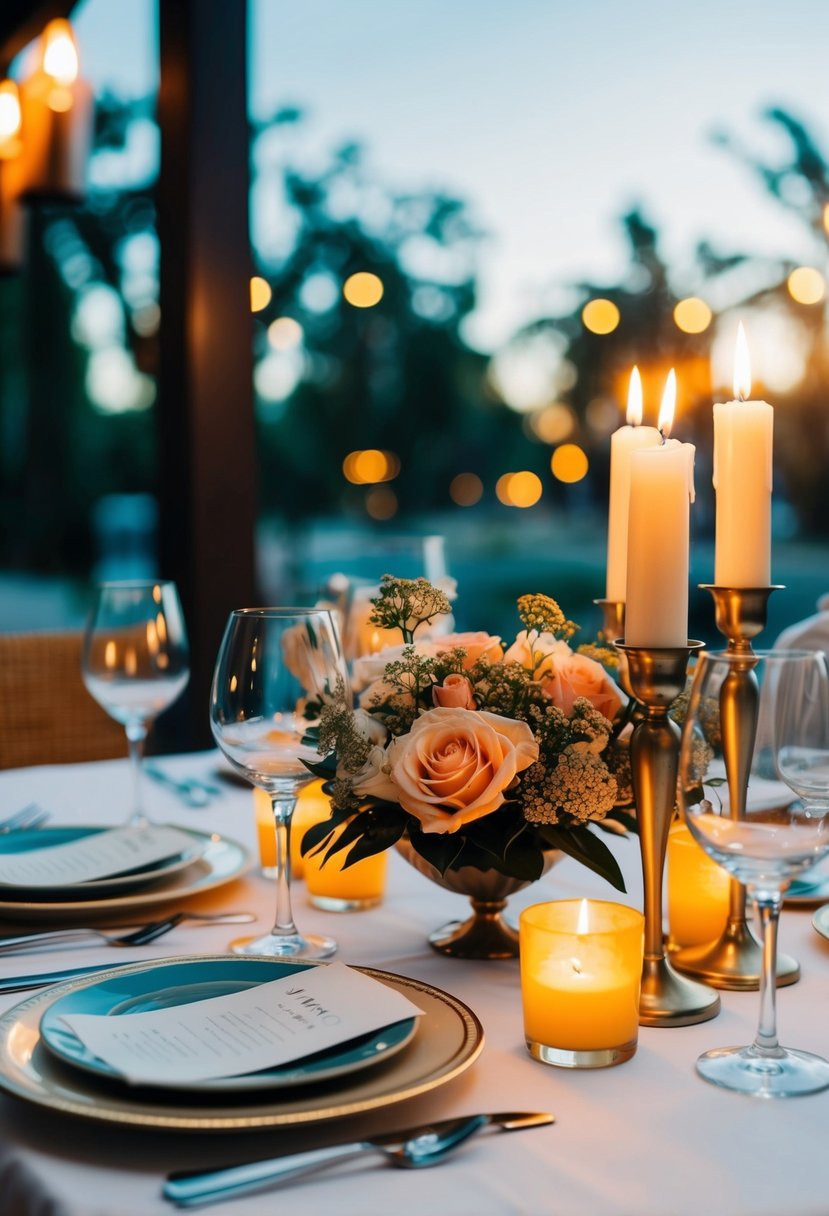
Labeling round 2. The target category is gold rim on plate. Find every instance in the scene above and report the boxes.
[0,954,485,1131]
[0,831,250,924]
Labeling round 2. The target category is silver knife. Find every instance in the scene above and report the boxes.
[0,961,153,994]
[163,1111,554,1207]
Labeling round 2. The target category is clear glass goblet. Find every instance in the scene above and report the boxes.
[678,648,829,1098]
[82,580,190,825]
[210,607,349,958]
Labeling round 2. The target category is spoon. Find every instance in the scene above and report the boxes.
[164,1111,553,1207]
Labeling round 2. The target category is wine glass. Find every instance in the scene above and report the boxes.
[210,607,349,958]
[82,580,189,825]
[678,648,829,1097]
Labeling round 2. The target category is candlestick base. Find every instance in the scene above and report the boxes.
[682,583,799,989]
[639,956,721,1026]
[672,919,800,990]
[618,642,720,1027]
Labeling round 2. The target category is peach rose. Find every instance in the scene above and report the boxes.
[503,630,571,678]
[387,707,538,833]
[542,652,625,720]
[433,632,504,669]
[432,674,477,709]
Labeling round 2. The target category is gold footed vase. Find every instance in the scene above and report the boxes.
[395,839,562,959]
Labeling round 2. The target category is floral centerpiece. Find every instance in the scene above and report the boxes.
[303,577,634,899]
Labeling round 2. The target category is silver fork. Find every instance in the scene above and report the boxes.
[0,804,50,834]
[0,911,256,953]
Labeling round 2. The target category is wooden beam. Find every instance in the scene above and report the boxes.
[156,0,257,749]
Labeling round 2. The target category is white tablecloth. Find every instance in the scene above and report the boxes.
[0,753,828,1216]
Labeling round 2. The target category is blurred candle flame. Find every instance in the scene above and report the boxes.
[42,19,79,86]
[0,81,21,143]
[626,366,643,426]
[658,369,677,439]
[733,322,752,400]
[576,898,590,935]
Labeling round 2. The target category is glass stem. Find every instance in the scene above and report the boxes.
[751,892,783,1055]
[125,722,148,826]
[270,795,298,937]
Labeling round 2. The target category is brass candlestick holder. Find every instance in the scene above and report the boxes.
[671,585,799,990]
[594,599,632,699]
[617,642,720,1026]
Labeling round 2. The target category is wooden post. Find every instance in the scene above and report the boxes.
[157,0,257,749]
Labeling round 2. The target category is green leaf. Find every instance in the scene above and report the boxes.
[705,777,727,787]
[302,755,337,779]
[537,823,627,892]
[598,810,638,834]
[407,827,465,875]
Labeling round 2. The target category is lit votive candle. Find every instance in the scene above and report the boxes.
[519,899,644,1068]
[253,779,331,880]
[667,821,730,949]
[303,825,387,912]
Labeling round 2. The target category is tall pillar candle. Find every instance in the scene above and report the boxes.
[606,366,662,602]
[625,371,695,647]
[713,324,773,587]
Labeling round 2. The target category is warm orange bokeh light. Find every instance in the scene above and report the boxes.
[582,298,620,335]
[343,449,400,484]
[787,266,825,306]
[673,297,712,334]
[551,445,589,483]
[343,272,384,308]
[449,472,483,506]
[365,486,398,519]
[250,276,272,312]
[529,404,574,444]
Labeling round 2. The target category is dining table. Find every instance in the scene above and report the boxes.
[0,750,828,1216]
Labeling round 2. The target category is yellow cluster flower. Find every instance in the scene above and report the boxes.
[522,746,618,826]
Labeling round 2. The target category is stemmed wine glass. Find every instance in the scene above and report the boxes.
[82,580,190,825]
[210,607,349,958]
[678,648,829,1097]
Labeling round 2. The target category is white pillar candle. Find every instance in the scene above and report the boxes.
[625,370,695,647]
[713,324,773,587]
[606,367,662,602]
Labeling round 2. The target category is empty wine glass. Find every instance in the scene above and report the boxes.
[82,580,189,825]
[678,648,829,1097]
[210,607,349,958]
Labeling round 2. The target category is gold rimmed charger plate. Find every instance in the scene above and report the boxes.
[0,955,484,1132]
[0,833,250,924]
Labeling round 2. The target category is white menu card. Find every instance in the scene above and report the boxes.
[61,963,424,1085]
[0,825,198,888]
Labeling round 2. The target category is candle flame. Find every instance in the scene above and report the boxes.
[733,322,752,400]
[576,898,590,935]
[42,19,79,87]
[658,369,677,439]
[626,366,643,426]
[0,81,21,143]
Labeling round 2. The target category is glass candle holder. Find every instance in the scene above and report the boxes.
[667,821,731,949]
[303,830,387,912]
[519,899,644,1069]
[254,779,332,880]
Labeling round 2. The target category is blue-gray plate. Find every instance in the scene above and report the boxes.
[0,826,204,901]
[39,958,417,1093]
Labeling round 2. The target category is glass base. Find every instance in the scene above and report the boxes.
[308,893,383,912]
[697,1044,829,1098]
[527,1038,637,1069]
[229,931,337,960]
